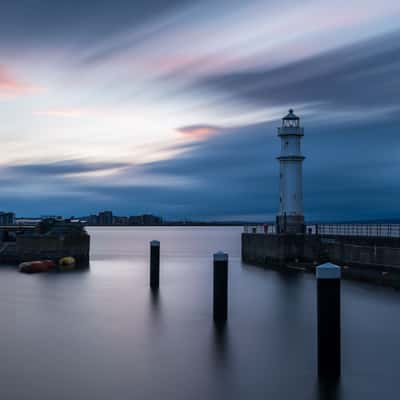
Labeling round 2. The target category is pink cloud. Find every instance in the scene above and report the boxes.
[132,53,244,78]
[0,65,42,97]
[33,108,84,118]
[177,124,221,139]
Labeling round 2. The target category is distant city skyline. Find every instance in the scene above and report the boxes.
[1,1,399,220]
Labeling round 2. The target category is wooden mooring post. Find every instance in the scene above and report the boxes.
[316,263,341,379]
[150,240,160,290]
[213,252,228,323]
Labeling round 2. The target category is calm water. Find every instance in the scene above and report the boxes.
[1,227,399,399]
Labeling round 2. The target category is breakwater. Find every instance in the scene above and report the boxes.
[0,219,90,266]
[242,226,400,288]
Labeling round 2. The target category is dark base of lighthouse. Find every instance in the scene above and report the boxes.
[276,215,305,234]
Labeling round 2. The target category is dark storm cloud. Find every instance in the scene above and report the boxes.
[4,114,393,220]
[1,113,399,220]
[147,122,275,180]
[0,0,190,49]
[123,116,400,220]
[0,3,399,220]
[0,123,275,218]
[196,30,400,112]
[4,159,128,176]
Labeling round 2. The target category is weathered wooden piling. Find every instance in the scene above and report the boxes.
[213,252,228,323]
[150,240,160,290]
[316,262,341,379]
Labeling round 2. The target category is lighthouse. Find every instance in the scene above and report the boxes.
[276,109,305,234]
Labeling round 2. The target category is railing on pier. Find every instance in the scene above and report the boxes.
[315,223,400,238]
[243,224,276,234]
[243,223,400,238]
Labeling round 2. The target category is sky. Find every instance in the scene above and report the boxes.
[0,0,399,221]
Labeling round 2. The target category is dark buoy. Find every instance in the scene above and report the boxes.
[213,252,228,323]
[316,263,341,379]
[150,240,160,290]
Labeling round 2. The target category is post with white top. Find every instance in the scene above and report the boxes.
[316,263,341,379]
[213,252,228,323]
[150,240,160,290]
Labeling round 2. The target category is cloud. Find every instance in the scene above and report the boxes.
[0,0,191,50]
[0,65,42,97]
[4,159,129,177]
[195,30,400,116]
[177,124,222,139]
[100,116,399,220]
[0,2,399,220]
[32,108,85,118]
[2,113,397,221]
[1,101,398,219]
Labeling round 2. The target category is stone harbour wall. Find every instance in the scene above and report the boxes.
[242,233,400,288]
[0,234,90,266]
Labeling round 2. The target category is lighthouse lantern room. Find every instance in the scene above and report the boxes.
[276,109,305,234]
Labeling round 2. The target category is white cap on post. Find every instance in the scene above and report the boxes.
[316,263,341,279]
[214,251,228,262]
[150,240,160,246]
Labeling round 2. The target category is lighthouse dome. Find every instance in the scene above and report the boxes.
[283,109,299,120]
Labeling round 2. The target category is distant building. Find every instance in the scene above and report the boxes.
[113,216,129,225]
[15,218,41,226]
[40,215,63,221]
[82,211,163,226]
[0,212,16,225]
[128,214,162,225]
[98,211,113,225]
[129,215,143,225]
[87,214,99,225]
[142,214,163,225]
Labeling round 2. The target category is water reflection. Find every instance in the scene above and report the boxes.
[317,379,343,400]
[4,227,400,400]
[212,322,230,366]
[149,288,161,317]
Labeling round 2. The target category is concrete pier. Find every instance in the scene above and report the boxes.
[241,232,322,267]
[0,220,90,266]
[241,231,400,288]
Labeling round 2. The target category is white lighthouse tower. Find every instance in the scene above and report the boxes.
[276,109,305,234]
